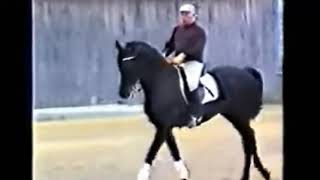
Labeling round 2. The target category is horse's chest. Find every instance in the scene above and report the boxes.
[146,106,184,126]
[143,71,186,124]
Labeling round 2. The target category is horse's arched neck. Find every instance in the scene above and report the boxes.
[138,56,172,91]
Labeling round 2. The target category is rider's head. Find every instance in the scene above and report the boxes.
[179,3,197,26]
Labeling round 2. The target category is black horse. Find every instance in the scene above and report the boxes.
[115,40,270,180]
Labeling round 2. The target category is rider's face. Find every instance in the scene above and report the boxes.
[179,11,195,25]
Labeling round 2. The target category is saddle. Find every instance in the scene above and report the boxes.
[175,64,220,104]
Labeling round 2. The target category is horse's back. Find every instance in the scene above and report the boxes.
[208,66,263,120]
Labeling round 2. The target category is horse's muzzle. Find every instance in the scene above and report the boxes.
[119,89,131,99]
[119,83,140,99]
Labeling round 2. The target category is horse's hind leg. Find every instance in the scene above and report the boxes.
[223,115,254,180]
[166,130,190,180]
[224,115,270,180]
[238,123,270,180]
[253,141,271,179]
[237,123,254,180]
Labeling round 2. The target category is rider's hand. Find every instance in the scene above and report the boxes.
[165,51,176,64]
[172,53,186,64]
[166,58,174,64]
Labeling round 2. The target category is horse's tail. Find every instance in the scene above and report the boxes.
[244,67,263,93]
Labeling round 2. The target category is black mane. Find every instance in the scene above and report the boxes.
[125,41,164,62]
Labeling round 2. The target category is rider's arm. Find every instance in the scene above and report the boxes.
[163,26,178,57]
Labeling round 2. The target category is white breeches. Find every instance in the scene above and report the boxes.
[179,60,204,92]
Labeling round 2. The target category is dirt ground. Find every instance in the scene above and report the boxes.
[33,105,282,180]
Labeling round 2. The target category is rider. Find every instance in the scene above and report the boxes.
[163,3,207,128]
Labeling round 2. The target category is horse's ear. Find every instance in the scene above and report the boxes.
[115,40,123,51]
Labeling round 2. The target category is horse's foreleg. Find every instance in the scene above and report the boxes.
[137,127,167,180]
[166,130,190,180]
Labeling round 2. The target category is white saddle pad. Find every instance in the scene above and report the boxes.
[200,73,219,104]
[176,62,220,104]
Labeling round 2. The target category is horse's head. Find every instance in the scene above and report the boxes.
[115,40,139,98]
[115,40,163,99]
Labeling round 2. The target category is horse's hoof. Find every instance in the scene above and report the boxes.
[263,170,271,180]
[137,164,151,180]
[174,160,190,179]
[240,176,249,180]
[258,167,271,180]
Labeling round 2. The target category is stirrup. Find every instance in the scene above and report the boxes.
[188,115,203,128]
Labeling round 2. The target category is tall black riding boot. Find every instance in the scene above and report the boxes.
[188,88,203,128]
